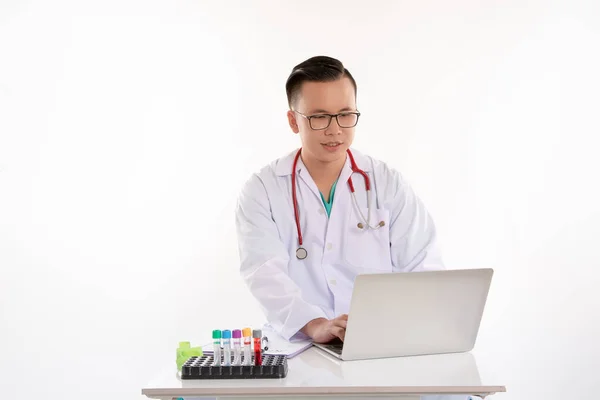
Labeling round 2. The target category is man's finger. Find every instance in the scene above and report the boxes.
[332,319,347,329]
[331,326,346,342]
[336,314,348,321]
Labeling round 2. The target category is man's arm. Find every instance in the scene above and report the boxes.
[387,169,445,272]
[236,174,327,340]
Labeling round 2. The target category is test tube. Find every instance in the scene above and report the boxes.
[242,327,252,365]
[212,330,222,366]
[252,329,262,366]
[232,329,242,365]
[222,330,232,366]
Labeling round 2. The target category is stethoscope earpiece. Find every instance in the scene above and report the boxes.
[357,221,385,230]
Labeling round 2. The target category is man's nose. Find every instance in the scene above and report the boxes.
[325,116,342,135]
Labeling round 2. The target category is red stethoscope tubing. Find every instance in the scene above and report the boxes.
[291,148,370,250]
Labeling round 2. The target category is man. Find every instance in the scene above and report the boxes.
[235,55,444,344]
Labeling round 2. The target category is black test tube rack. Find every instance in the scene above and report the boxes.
[181,354,288,379]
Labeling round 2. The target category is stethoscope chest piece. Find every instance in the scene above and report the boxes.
[296,247,308,260]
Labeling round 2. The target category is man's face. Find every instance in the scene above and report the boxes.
[287,77,358,164]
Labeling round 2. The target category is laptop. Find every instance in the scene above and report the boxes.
[313,268,493,361]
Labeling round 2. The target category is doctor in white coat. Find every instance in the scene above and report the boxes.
[235,55,447,346]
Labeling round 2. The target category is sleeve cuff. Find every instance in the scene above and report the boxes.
[277,300,327,341]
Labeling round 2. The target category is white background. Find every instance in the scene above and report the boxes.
[1,1,599,399]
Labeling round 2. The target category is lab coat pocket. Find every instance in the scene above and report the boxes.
[342,207,392,273]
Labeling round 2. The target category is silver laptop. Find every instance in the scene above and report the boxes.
[313,268,493,361]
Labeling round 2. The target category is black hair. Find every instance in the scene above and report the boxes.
[285,55,357,109]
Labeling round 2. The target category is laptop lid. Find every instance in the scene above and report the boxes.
[340,268,493,361]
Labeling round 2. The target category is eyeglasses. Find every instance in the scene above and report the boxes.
[294,110,361,130]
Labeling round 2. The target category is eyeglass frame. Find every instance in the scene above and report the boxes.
[293,110,361,130]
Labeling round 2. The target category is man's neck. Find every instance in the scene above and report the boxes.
[301,152,347,186]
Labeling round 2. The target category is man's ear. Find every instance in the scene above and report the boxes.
[287,110,300,133]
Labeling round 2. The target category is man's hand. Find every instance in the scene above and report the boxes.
[301,314,348,343]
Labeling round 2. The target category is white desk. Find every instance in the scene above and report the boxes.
[142,348,506,400]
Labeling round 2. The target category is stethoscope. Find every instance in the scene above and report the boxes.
[292,148,385,260]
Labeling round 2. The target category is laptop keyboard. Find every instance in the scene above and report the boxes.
[322,341,343,355]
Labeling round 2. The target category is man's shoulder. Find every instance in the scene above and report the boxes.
[238,149,297,193]
[248,149,296,183]
[351,148,405,183]
[350,149,418,209]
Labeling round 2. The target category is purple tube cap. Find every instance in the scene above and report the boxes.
[232,329,242,338]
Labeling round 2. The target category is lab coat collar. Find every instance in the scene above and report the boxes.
[274,147,372,177]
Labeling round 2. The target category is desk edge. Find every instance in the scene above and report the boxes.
[142,385,507,397]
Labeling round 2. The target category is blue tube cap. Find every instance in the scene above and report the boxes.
[223,329,232,339]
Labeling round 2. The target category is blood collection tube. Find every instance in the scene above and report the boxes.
[252,329,262,366]
[222,330,231,366]
[242,327,252,365]
[232,329,242,366]
[212,330,222,366]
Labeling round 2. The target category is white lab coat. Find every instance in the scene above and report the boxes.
[235,148,445,341]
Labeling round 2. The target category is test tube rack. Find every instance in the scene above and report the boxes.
[181,354,288,379]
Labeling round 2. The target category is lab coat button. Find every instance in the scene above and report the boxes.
[319,208,325,215]
[329,279,337,286]
[326,243,333,250]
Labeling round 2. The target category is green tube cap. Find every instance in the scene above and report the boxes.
[212,330,222,339]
